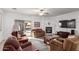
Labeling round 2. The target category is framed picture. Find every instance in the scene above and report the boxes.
[34,22,40,27]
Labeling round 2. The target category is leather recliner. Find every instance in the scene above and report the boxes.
[49,36,79,51]
[32,29,45,38]
[3,36,39,51]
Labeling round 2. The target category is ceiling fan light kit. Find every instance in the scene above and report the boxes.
[39,12,44,16]
[34,8,49,16]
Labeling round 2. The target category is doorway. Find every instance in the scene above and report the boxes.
[13,20,32,37]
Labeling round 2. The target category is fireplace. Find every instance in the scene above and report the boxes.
[46,27,52,33]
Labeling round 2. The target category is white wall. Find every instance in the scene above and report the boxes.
[2,12,52,39]
[0,9,4,42]
[49,11,79,35]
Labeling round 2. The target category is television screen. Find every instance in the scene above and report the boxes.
[59,19,76,28]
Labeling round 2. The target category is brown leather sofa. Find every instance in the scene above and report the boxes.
[3,36,39,51]
[49,36,79,51]
[57,31,70,38]
[32,29,45,38]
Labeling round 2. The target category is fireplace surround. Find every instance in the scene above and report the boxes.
[46,27,52,33]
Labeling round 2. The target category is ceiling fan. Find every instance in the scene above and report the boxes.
[12,8,49,16]
[35,8,49,16]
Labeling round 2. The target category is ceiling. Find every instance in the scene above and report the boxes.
[2,8,79,16]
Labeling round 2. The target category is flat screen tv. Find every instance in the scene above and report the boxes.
[59,19,76,28]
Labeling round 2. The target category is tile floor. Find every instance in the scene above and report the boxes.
[28,37,49,51]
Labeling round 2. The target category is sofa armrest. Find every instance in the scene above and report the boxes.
[19,39,28,44]
[50,39,63,45]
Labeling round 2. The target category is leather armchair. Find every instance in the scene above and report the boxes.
[63,37,79,51]
[3,36,21,51]
[32,29,45,38]
[3,36,39,51]
[49,36,79,51]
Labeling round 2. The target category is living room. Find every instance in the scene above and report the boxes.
[0,8,79,51]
